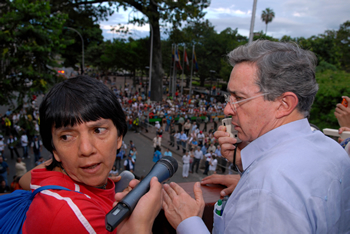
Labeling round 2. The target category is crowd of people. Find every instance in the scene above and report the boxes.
[1,40,350,233]
[0,97,45,191]
[107,79,234,179]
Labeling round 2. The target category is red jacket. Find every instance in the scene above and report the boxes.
[23,168,116,234]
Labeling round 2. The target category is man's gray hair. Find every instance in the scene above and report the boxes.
[227,40,318,117]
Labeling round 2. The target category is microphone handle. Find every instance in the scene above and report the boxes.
[105,163,171,231]
[121,163,171,211]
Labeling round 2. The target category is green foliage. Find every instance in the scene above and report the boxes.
[309,70,350,130]
[298,31,342,68]
[0,0,67,107]
[113,0,210,101]
[165,21,247,87]
[316,61,337,73]
[95,37,149,78]
[220,58,232,82]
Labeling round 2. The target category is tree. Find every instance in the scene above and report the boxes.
[165,21,248,88]
[113,0,210,101]
[261,8,275,34]
[0,0,68,107]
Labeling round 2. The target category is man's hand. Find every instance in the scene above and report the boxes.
[335,96,350,127]
[116,177,162,234]
[163,182,205,230]
[201,174,240,197]
[214,126,248,170]
[214,126,237,162]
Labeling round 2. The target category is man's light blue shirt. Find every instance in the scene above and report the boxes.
[164,151,172,157]
[177,119,350,233]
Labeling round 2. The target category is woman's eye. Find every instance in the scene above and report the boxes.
[95,127,107,134]
[60,135,71,141]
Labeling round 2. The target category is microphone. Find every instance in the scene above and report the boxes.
[105,156,178,232]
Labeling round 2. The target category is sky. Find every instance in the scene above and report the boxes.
[99,0,350,41]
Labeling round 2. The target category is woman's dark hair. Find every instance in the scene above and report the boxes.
[40,75,127,170]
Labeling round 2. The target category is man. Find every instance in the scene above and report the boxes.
[179,131,188,154]
[203,150,213,175]
[7,134,20,159]
[164,148,173,157]
[30,136,42,162]
[21,131,29,159]
[0,156,9,186]
[153,135,162,152]
[207,143,216,155]
[162,41,350,233]
[178,115,185,132]
[191,147,203,173]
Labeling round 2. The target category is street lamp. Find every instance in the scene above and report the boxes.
[148,24,154,95]
[64,27,84,74]
[249,0,258,44]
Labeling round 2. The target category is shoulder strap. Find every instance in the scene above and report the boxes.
[31,185,74,199]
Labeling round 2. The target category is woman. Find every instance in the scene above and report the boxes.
[20,76,162,233]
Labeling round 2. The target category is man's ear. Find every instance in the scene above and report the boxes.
[275,92,299,119]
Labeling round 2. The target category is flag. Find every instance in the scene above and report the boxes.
[184,49,190,71]
[193,49,198,72]
[175,48,182,70]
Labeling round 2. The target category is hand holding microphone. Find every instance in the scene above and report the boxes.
[106,156,178,232]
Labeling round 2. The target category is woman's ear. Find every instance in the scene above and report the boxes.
[116,136,123,149]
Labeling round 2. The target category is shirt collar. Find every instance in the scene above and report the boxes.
[241,118,311,171]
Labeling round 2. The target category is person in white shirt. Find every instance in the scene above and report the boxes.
[208,143,216,154]
[197,131,205,147]
[174,131,181,151]
[209,155,218,175]
[15,157,27,177]
[153,135,162,152]
[191,147,203,173]
[182,151,191,178]
[203,151,213,175]
[0,135,5,160]
[21,131,29,159]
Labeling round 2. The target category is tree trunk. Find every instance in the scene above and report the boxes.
[150,18,163,102]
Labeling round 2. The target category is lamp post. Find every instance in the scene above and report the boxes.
[249,0,258,44]
[65,27,84,74]
[148,24,153,96]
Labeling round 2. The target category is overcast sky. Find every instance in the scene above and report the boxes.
[100,0,350,41]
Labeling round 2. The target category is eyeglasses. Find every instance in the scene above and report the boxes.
[224,93,269,113]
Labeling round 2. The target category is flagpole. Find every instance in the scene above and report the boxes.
[172,44,177,98]
[181,45,185,96]
[169,43,174,97]
[189,44,194,97]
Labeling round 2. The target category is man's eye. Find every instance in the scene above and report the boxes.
[95,127,107,134]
